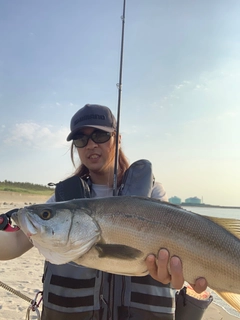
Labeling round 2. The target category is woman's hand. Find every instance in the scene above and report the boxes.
[145,248,207,293]
[0,229,33,260]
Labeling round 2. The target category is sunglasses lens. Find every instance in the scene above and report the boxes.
[92,131,111,143]
[73,134,88,148]
[73,130,112,148]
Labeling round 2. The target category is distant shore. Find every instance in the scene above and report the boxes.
[0,190,52,206]
[181,203,240,209]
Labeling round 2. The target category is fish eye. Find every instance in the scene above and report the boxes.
[40,209,52,220]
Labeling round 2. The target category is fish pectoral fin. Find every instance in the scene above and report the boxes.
[215,290,240,312]
[95,243,143,260]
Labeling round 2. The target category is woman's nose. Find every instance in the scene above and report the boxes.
[86,137,98,148]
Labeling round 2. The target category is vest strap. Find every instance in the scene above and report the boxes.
[55,176,90,201]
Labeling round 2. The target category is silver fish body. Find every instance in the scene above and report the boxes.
[12,196,240,312]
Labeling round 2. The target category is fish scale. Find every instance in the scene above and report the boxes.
[12,195,240,312]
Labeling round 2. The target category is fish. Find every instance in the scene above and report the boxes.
[12,196,240,312]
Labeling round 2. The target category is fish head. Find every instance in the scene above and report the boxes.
[12,201,101,265]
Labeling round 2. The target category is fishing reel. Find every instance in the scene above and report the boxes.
[0,209,19,232]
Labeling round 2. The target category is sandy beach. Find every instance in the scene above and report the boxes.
[0,191,239,319]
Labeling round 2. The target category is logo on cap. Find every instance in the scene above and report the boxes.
[74,114,106,126]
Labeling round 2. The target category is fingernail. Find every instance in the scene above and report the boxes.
[198,278,206,287]
[146,254,156,262]
[171,256,180,267]
[158,249,168,260]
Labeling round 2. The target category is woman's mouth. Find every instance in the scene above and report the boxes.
[89,154,100,160]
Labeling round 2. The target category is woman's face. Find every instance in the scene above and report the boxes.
[76,127,118,176]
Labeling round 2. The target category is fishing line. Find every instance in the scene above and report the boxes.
[0,280,42,319]
[113,0,126,196]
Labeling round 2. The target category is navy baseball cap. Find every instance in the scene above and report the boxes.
[67,104,117,141]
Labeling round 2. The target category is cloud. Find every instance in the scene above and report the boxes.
[149,101,164,109]
[174,80,191,90]
[216,110,240,121]
[3,122,69,149]
[0,124,5,134]
[121,124,138,135]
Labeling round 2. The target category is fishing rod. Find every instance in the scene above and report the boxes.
[113,0,126,196]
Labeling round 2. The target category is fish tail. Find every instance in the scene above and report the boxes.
[215,291,240,312]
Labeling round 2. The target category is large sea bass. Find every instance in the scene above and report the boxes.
[12,196,240,312]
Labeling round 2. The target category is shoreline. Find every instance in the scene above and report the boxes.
[181,203,240,209]
[0,191,239,319]
[0,191,51,207]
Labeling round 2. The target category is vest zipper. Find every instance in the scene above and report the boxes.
[118,183,124,195]
[121,276,126,305]
[100,294,108,305]
[99,271,111,319]
[107,274,114,320]
[99,270,105,307]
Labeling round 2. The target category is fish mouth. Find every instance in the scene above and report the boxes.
[11,212,19,225]
[25,213,39,236]
[12,211,39,237]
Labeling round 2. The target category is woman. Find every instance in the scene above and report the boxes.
[0,104,209,319]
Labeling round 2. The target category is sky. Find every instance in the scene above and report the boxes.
[0,0,240,206]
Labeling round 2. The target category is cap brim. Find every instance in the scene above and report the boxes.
[66,125,115,141]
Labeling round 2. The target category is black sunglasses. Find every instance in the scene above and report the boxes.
[73,130,113,148]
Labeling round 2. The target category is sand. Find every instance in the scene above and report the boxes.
[0,191,239,319]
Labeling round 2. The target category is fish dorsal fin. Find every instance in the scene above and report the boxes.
[215,291,240,312]
[204,216,240,239]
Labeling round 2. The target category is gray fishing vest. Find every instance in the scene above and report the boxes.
[41,159,175,320]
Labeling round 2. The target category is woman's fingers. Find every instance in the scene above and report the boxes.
[190,277,208,294]
[146,249,184,289]
[146,249,207,293]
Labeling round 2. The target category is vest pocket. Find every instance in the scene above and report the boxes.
[41,305,103,320]
[43,263,102,313]
[118,305,174,320]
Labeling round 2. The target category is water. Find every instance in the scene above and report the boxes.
[184,205,240,219]
[182,205,240,318]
